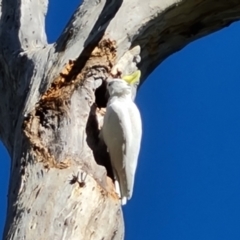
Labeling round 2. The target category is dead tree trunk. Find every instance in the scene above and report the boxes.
[0,0,240,239]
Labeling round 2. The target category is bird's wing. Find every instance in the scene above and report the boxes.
[124,102,142,199]
[110,100,142,199]
[102,102,128,199]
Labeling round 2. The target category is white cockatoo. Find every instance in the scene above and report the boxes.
[101,75,142,205]
[122,70,141,100]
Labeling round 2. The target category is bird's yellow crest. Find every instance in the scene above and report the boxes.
[122,70,141,85]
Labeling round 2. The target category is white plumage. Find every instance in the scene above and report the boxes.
[101,79,142,205]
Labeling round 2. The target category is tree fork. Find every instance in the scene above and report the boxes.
[4,47,125,240]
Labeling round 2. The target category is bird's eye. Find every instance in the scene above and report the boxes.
[108,82,114,87]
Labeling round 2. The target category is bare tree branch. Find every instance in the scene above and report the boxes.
[0,0,48,53]
[102,0,240,80]
[55,0,122,55]
[134,0,240,80]
[52,0,240,83]
[0,0,49,152]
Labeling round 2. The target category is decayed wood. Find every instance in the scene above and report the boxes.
[0,0,240,239]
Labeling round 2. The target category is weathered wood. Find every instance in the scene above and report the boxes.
[0,0,240,239]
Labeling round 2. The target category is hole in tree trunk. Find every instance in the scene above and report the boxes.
[86,81,114,180]
[95,80,108,108]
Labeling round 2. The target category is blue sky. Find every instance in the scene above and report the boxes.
[1,1,240,239]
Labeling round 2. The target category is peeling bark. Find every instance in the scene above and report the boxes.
[0,0,240,239]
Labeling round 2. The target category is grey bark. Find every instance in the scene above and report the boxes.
[0,0,239,239]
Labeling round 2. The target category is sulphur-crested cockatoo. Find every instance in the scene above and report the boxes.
[122,70,141,100]
[101,77,142,205]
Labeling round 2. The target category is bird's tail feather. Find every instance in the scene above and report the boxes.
[113,169,128,205]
